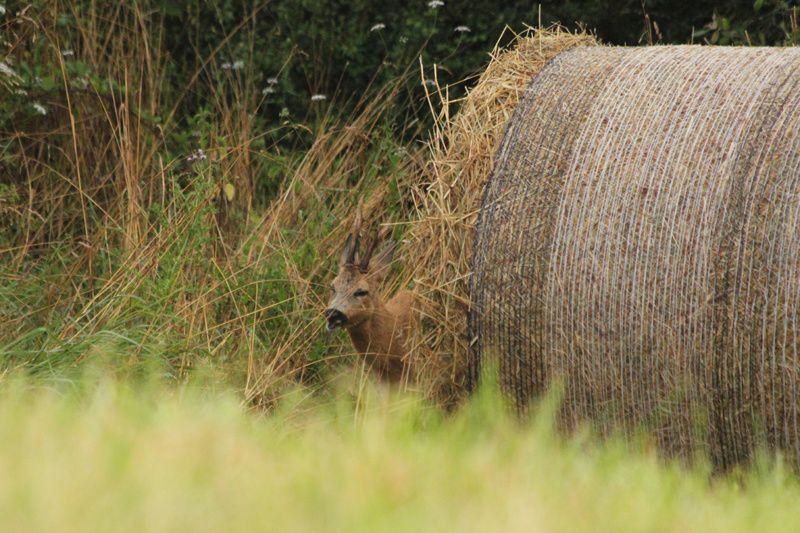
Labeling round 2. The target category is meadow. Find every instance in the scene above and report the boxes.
[2,372,800,533]
[2,2,800,531]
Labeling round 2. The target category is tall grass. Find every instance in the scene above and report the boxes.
[1,2,422,402]
[0,372,798,532]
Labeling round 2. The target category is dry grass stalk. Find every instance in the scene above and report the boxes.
[2,3,281,379]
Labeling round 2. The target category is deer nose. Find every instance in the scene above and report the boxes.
[325,309,348,331]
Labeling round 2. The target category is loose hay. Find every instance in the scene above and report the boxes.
[470,45,800,467]
[406,28,598,405]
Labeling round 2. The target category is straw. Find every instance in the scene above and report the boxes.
[470,44,800,467]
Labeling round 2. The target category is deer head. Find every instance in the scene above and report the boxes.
[325,204,395,332]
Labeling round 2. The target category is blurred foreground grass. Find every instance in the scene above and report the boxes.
[0,371,799,533]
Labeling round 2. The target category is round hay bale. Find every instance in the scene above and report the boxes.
[406,28,598,405]
[470,44,800,467]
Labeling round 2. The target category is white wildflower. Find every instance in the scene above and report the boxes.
[232,60,244,70]
[370,23,386,32]
[262,86,276,95]
[186,148,206,163]
[221,62,232,70]
[427,0,444,8]
[62,49,75,57]
[423,78,437,87]
[14,88,27,96]
[266,77,278,85]
[310,94,327,102]
[399,35,408,44]
[454,25,471,33]
[71,77,89,90]
[0,61,19,79]
[32,103,47,115]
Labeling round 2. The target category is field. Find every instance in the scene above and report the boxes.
[3,2,800,531]
[0,373,799,533]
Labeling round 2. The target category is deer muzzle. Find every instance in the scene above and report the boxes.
[325,308,348,331]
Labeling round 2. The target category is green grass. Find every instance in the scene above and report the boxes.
[0,371,798,533]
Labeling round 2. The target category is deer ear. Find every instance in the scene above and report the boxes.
[368,239,396,283]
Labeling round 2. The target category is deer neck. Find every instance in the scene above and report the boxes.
[347,298,399,356]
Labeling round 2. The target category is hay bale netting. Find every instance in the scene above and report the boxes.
[470,45,800,467]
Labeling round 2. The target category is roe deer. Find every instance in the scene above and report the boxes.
[324,206,413,382]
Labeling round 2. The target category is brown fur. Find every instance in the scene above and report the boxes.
[345,290,413,381]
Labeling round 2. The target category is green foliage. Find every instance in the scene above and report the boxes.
[693,1,799,45]
[151,0,800,140]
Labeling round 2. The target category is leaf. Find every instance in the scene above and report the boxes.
[754,0,765,12]
[223,182,235,202]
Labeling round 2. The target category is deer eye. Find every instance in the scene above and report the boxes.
[354,288,369,298]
